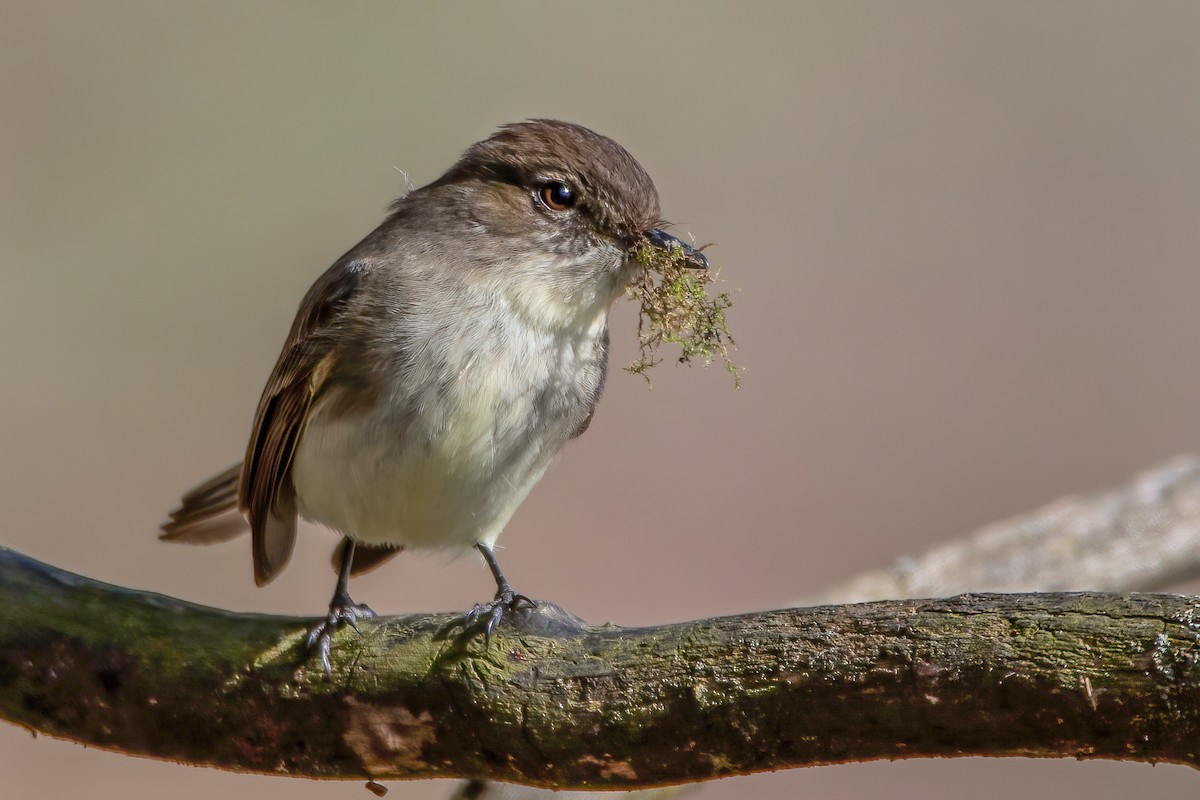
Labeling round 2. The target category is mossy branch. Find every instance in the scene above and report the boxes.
[2,548,1200,789]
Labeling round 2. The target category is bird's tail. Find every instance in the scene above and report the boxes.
[160,461,401,576]
[160,462,248,544]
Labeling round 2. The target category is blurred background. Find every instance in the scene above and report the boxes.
[4,2,1200,798]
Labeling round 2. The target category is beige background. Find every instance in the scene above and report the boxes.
[4,2,1200,798]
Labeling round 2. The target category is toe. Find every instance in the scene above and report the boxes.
[317,634,333,675]
[306,624,324,651]
[483,604,505,643]
[464,603,485,627]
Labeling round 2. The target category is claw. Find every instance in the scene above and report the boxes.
[483,604,505,644]
[304,598,377,674]
[446,586,536,645]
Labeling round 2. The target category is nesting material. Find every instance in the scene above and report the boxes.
[625,238,740,387]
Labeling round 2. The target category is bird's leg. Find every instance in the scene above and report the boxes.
[305,539,377,673]
[461,543,535,641]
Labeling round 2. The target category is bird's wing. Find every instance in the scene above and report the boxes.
[330,537,404,577]
[239,258,369,586]
[571,327,610,439]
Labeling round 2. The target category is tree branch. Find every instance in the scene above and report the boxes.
[2,547,1200,789]
[819,455,1200,604]
[462,455,1200,800]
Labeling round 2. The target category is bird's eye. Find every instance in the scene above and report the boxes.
[538,180,576,211]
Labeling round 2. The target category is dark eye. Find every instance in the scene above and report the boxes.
[538,180,576,211]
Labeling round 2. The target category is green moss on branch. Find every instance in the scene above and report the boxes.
[2,548,1200,789]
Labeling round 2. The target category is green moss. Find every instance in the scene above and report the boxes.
[625,239,741,388]
[0,555,292,685]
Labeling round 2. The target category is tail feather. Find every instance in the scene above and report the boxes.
[160,462,248,544]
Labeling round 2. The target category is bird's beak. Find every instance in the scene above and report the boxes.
[645,229,708,269]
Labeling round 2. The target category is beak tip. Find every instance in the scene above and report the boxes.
[646,228,708,270]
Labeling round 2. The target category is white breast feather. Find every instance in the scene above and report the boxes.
[290,259,612,552]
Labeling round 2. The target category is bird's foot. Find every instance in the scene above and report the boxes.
[456,586,536,643]
[305,593,377,674]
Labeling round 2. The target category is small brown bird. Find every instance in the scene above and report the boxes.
[162,120,705,670]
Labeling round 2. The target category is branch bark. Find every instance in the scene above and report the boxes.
[463,455,1200,800]
[819,455,1200,604]
[2,547,1200,789]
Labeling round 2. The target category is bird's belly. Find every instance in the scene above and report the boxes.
[290,385,562,551]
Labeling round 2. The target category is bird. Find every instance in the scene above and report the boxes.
[161,119,706,671]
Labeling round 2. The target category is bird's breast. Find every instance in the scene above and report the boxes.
[290,299,608,551]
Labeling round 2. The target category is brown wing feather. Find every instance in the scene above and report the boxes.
[571,327,609,439]
[239,258,368,586]
[330,538,404,577]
